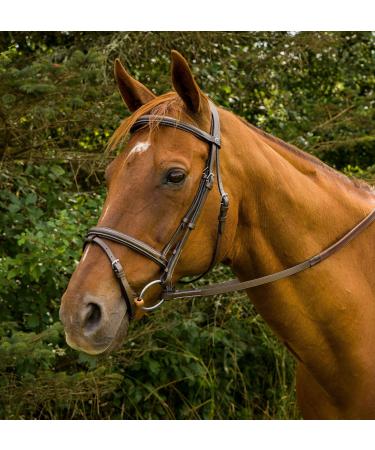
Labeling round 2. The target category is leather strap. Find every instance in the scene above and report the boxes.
[162,207,375,300]
[131,115,221,147]
[84,236,136,318]
[87,227,167,267]
[176,100,229,285]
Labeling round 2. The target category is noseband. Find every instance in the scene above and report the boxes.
[84,101,375,320]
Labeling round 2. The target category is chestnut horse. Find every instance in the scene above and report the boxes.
[60,51,375,419]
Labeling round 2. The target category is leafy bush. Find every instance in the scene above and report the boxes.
[1,32,374,173]
[0,290,298,419]
[0,31,373,419]
[0,162,103,330]
[0,322,123,419]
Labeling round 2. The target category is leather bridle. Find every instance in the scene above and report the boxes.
[84,100,375,320]
[85,101,228,318]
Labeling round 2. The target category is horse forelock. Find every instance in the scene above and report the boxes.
[106,92,190,154]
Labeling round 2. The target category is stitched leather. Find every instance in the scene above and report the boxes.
[87,227,167,267]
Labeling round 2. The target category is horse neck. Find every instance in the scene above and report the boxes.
[223,111,374,282]
[218,110,375,409]
[221,110,375,368]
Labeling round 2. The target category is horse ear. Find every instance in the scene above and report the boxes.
[171,50,202,113]
[114,59,156,112]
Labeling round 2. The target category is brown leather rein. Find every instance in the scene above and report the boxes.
[84,101,375,319]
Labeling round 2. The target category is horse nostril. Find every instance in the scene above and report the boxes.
[83,303,102,333]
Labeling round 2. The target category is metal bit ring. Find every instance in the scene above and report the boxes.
[137,279,165,312]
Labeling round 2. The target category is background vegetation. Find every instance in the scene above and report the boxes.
[0,31,374,419]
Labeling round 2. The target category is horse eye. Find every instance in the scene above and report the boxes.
[165,169,186,185]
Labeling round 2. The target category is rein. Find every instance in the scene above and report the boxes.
[163,207,375,300]
[84,101,375,319]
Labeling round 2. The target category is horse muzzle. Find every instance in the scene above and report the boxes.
[59,291,130,355]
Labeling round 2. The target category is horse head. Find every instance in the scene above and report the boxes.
[59,51,237,355]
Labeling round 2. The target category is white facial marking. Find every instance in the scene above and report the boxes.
[126,141,150,160]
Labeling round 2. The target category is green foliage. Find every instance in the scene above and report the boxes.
[0,322,123,419]
[0,32,373,419]
[110,296,298,419]
[0,36,116,162]
[0,162,103,330]
[0,286,298,420]
[1,32,374,176]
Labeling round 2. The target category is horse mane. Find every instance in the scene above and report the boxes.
[238,116,374,193]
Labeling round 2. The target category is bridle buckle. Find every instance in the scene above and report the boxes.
[111,258,122,275]
[204,172,214,190]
